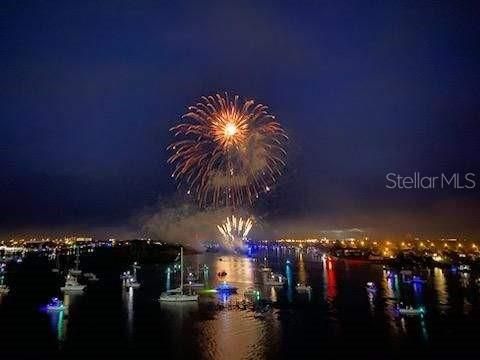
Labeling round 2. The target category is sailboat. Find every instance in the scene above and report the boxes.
[51,250,60,273]
[159,247,198,302]
[69,246,82,276]
[0,277,9,295]
[61,273,86,292]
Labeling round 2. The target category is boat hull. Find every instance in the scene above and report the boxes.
[159,294,198,302]
[61,286,85,292]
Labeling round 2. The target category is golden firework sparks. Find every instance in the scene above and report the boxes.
[168,93,287,208]
[217,215,253,249]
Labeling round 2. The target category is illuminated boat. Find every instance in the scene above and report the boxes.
[265,273,285,286]
[123,262,141,289]
[396,304,426,316]
[84,272,99,282]
[45,297,65,312]
[159,293,198,302]
[0,284,10,295]
[365,282,377,292]
[295,283,312,292]
[159,247,198,303]
[216,281,238,294]
[69,246,82,276]
[124,277,140,289]
[61,274,86,292]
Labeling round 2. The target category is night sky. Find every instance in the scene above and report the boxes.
[2,1,480,239]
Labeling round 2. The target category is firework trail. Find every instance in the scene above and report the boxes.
[217,215,253,249]
[168,93,287,208]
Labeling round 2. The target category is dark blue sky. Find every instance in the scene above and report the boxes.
[1,1,480,237]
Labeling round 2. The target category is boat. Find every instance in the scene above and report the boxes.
[124,277,141,289]
[166,287,182,294]
[0,284,10,295]
[45,297,65,312]
[123,262,141,289]
[366,282,377,292]
[397,305,426,317]
[260,257,272,272]
[84,272,99,281]
[295,283,312,292]
[69,246,82,276]
[51,250,61,273]
[159,247,198,302]
[61,274,86,292]
[216,281,238,294]
[265,273,285,286]
[159,293,199,302]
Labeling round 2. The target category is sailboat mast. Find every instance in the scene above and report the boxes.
[180,247,184,295]
[75,246,80,271]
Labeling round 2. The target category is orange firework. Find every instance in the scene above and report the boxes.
[168,93,287,208]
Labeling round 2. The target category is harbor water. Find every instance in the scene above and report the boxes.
[1,246,479,359]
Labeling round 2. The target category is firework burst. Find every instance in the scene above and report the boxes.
[168,93,287,208]
[217,215,253,249]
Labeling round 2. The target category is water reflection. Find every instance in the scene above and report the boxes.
[122,287,134,341]
[433,267,449,314]
[47,293,71,347]
[285,261,293,303]
[381,271,400,336]
[323,257,337,303]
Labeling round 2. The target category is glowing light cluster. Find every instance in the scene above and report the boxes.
[217,215,253,249]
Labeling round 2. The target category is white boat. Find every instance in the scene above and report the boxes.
[84,273,99,282]
[69,246,82,276]
[397,305,426,316]
[295,283,312,292]
[265,273,285,286]
[159,247,198,302]
[366,281,377,292]
[61,274,86,292]
[124,277,141,289]
[123,262,141,289]
[0,284,10,295]
[159,293,198,302]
